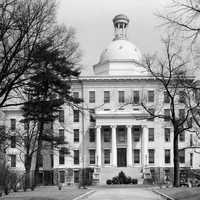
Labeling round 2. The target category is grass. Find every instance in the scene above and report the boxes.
[155,187,200,200]
[0,186,91,200]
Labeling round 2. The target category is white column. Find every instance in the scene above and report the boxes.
[127,125,133,167]
[142,125,148,168]
[111,125,117,167]
[96,125,101,167]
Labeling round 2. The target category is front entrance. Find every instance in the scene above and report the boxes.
[117,148,127,167]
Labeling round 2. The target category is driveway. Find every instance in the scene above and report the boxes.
[85,188,163,200]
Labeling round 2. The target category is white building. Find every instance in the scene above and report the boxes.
[2,14,200,185]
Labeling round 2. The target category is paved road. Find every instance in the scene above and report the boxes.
[85,188,163,200]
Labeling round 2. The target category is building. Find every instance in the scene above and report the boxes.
[53,14,200,185]
[1,14,200,185]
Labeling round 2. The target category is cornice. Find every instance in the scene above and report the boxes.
[72,75,195,82]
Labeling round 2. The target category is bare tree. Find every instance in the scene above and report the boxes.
[142,35,194,187]
[0,0,82,189]
[0,0,56,108]
[1,120,70,190]
[157,0,200,44]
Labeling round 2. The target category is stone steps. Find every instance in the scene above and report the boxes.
[100,167,143,184]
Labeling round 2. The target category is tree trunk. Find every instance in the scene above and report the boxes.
[24,155,32,189]
[173,134,179,187]
[34,122,44,186]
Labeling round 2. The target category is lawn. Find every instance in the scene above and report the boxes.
[0,186,92,200]
[155,187,200,200]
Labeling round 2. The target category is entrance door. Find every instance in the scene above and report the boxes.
[117,148,127,167]
[44,171,53,185]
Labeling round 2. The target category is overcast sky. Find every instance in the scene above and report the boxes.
[57,0,171,74]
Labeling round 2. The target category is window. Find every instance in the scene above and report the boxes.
[104,91,110,103]
[10,119,16,131]
[147,108,155,121]
[59,129,65,141]
[59,171,65,183]
[190,153,193,167]
[190,134,193,146]
[73,92,79,98]
[118,127,126,143]
[74,150,79,165]
[89,149,95,164]
[38,154,43,167]
[164,109,170,121]
[0,126,5,134]
[134,149,140,164]
[164,169,170,177]
[74,171,79,183]
[179,91,185,103]
[179,109,185,120]
[148,149,155,164]
[165,149,171,164]
[74,129,79,143]
[179,149,185,163]
[133,90,140,104]
[73,110,79,122]
[89,91,95,103]
[148,90,154,103]
[10,155,16,167]
[51,154,54,168]
[164,91,170,103]
[133,127,140,142]
[118,91,125,103]
[59,110,64,122]
[148,128,154,142]
[104,149,110,164]
[104,127,111,142]
[50,121,54,130]
[89,128,95,142]
[89,109,95,122]
[24,122,29,130]
[11,136,16,148]
[164,128,170,142]
[118,132,125,143]
[59,148,65,165]
[179,132,185,142]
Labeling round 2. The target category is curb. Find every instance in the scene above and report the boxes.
[153,190,175,200]
[72,190,95,200]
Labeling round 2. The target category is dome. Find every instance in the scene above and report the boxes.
[113,14,129,25]
[99,39,142,64]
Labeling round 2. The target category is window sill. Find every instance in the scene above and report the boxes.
[89,164,96,166]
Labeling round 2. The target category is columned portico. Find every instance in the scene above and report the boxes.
[127,125,132,167]
[95,123,147,168]
[111,125,117,167]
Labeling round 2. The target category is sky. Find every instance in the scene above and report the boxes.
[56,0,171,74]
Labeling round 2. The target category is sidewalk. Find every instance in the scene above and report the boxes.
[154,187,200,200]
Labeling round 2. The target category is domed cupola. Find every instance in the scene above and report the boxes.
[112,14,130,40]
[93,14,147,76]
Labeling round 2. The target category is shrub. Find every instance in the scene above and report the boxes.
[112,176,119,184]
[126,177,132,184]
[118,171,127,184]
[143,178,153,185]
[132,178,138,184]
[106,179,112,185]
